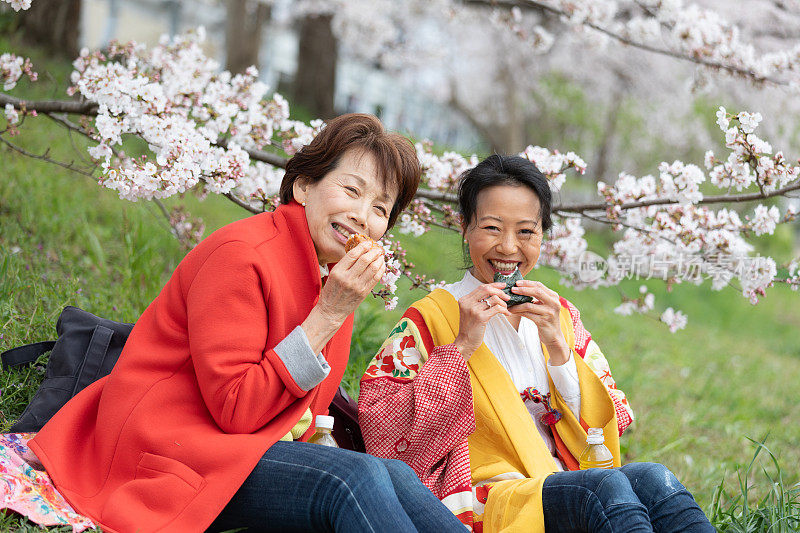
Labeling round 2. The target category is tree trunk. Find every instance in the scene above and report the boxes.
[225,0,271,75]
[293,13,337,119]
[498,63,525,153]
[449,88,506,154]
[588,92,623,184]
[589,71,630,183]
[18,0,82,58]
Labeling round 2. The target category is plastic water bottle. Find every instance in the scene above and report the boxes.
[579,428,614,469]
[308,415,339,448]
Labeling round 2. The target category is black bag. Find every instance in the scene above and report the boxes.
[1,306,134,432]
[2,306,366,452]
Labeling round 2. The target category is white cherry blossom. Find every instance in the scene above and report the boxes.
[750,205,780,236]
[660,307,688,332]
[2,8,799,331]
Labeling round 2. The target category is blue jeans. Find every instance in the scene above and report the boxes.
[206,440,465,532]
[542,462,715,532]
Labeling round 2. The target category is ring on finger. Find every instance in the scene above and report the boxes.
[480,297,491,310]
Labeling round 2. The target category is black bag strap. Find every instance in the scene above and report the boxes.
[72,325,114,395]
[1,341,56,371]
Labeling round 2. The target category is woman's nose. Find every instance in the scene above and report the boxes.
[496,232,518,254]
[349,203,369,231]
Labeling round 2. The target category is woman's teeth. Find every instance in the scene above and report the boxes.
[490,260,518,271]
[332,223,351,239]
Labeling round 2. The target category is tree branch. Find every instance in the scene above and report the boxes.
[771,0,800,14]
[0,93,292,168]
[554,181,800,214]
[415,188,458,202]
[462,0,790,87]
[447,81,507,153]
[0,93,98,114]
[0,133,96,177]
[5,93,799,214]
[215,137,288,168]
[223,191,262,214]
[152,198,172,223]
[43,111,90,136]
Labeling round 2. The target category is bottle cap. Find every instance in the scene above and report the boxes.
[315,415,334,430]
[587,427,605,445]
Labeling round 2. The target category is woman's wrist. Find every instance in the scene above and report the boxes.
[545,338,570,366]
[453,337,472,361]
[301,305,344,354]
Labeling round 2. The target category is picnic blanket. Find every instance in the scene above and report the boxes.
[0,432,96,532]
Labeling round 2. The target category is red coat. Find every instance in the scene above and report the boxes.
[29,201,354,532]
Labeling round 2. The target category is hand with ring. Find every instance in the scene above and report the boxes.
[453,282,510,361]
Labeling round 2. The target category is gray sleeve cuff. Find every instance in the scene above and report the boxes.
[273,326,331,392]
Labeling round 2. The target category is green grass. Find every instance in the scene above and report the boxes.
[709,437,800,532]
[2,34,800,532]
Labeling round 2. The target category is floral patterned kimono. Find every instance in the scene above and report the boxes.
[359,288,634,532]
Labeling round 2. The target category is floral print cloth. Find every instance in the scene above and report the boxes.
[362,319,424,379]
[1,433,96,532]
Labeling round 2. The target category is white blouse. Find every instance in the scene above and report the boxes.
[443,270,582,470]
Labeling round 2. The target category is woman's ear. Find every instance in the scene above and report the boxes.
[292,176,310,205]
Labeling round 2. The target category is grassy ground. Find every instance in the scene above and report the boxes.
[2,35,799,532]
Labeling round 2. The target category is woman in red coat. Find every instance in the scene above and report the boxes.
[28,114,466,532]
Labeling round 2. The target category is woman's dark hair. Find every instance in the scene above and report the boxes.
[279,113,421,229]
[458,154,552,232]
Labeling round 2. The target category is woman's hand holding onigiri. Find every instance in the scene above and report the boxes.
[453,282,511,361]
[509,280,570,365]
[302,241,386,353]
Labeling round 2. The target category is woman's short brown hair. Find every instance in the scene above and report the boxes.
[279,113,421,229]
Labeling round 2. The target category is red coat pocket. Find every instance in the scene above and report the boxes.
[100,452,206,531]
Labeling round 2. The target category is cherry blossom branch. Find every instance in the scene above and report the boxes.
[223,192,261,214]
[465,0,791,87]
[4,93,798,215]
[0,132,96,177]
[771,1,800,13]
[0,93,291,166]
[215,136,288,168]
[555,181,800,214]
[560,210,677,244]
[41,112,100,167]
[415,188,458,203]
[0,95,467,207]
[0,94,97,115]
[152,198,172,225]
[149,199,206,249]
[42,111,90,137]
[0,100,465,211]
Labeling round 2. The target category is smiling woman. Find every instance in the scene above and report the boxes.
[279,114,419,231]
[359,154,715,532]
[25,113,468,533]
[291,148,394,265]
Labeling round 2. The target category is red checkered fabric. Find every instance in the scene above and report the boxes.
[560,297,591,357]
[611,391,633,435]
[359,343,475,502]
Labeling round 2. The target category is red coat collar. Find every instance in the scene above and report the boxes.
[272,200,339,280]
